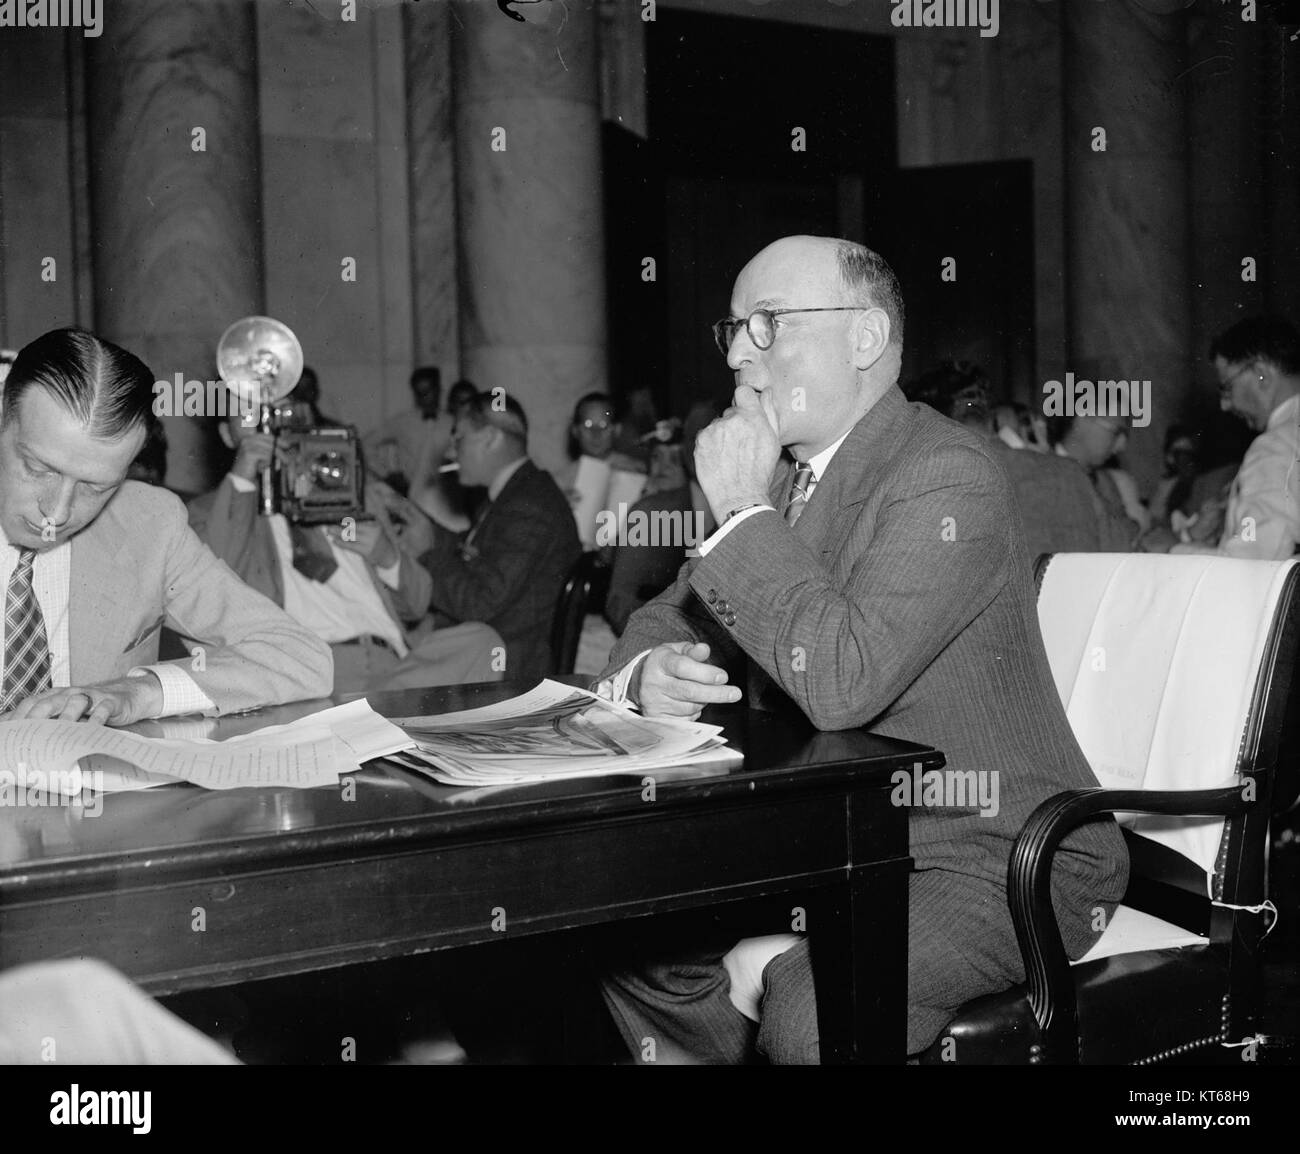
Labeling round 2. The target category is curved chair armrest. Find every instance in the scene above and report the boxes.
[1007,783,1249,1062]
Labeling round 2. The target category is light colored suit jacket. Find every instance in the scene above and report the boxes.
[70,481,333,713]
[603,386,1127,957]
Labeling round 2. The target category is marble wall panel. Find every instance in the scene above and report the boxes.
[85,0,264,494]
[405,0,460,384]
[452,0,607,474]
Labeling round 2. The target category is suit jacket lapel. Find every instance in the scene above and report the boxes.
[768,457,796,511]
[746,386,913,709]
[779,385,911,545]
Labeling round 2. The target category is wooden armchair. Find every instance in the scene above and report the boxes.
[918,553,1299,1064]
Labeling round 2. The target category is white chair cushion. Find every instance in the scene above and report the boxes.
[1037,555,1295,891]
[1072,903,1208,964]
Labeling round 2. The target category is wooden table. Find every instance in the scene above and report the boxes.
[0,680,941,1063]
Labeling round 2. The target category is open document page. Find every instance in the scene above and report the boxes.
[0,700,412,793]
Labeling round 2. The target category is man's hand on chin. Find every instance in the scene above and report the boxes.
[2,674,164,726]
[694,385,782,523]
[635,641,742,721]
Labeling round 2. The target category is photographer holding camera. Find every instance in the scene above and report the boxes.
[187,411,504,695]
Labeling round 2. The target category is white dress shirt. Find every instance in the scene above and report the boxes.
[1219,394,1299,560]
[0,525,214,716]
[227,473,407,655]
[1174,393,1300,560]
[594,429,852,706]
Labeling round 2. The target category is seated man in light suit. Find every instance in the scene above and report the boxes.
[1159,315,1300,560]
[593,236,1128,1063]
[188,413,504,694]
[0,327,332,723]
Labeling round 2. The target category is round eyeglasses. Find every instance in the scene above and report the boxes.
[712,307,864,357]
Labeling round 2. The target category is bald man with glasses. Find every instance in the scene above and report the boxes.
[592,235,1127,1064]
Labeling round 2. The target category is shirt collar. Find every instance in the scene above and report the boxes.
[488,455,529,501]
[1266,393,1300,432]
[805,428,853,483]
[997,425,1027,450]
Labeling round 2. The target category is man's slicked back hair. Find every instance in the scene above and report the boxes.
[2,327,154,439]
[836,242,905,351]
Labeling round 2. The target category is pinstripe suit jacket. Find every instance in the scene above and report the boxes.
[604,386,1128,957]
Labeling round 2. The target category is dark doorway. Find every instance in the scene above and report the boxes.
[638,9,896,419]
[874,159,1036,403]
[610,11,1038,422]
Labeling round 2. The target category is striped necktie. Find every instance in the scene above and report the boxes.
[2,547,53,711]
[466,498,492,546]
[784,461,815,527]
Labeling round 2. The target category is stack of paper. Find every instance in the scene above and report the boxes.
[570,455,647,549]
[386,680,741,787]
[0,700,413,793]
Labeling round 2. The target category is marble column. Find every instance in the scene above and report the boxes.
[1186,3,1265,445]
[1259,15,1300,317]
[451,0,607,475]
[1062,0,1192,495]
[405,0,459,377]
[598,0,647,138]
[85,0,263,495]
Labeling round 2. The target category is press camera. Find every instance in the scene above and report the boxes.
[217,317,366,526]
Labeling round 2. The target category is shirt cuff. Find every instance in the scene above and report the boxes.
[375,557,402,589]
[129,664,219,719]
[591,649,653,709]
[227,472,257,493]
[697,505,774,557]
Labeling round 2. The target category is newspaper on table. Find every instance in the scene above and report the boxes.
[386,679,741,787]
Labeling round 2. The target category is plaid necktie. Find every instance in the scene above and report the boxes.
[784,461,814,527]
[2,547,52,710]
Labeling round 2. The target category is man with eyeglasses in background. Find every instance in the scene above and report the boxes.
[1147,316,1300,560]
[591,234,1127,1064]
